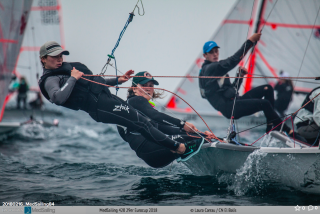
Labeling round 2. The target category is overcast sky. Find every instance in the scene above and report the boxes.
[60,0,237,102]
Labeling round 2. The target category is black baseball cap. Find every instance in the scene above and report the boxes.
[132,71,159,85]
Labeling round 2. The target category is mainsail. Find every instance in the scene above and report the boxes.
[247,0,320,93]
[0,0,33,122]
[166,0,320,117]
[16,0,65,90]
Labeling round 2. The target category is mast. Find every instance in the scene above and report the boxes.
[243,0,266,93]
[255,0,266,33]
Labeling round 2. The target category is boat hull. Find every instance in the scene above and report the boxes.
[183,143,320,194]
[3,108,62,120]
[0,122,20,141]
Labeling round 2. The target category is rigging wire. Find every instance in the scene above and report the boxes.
[292,4,320,90]
[228,0,257,137]
[246,5,320,146]
[98,63,221,143]
[132,0,145,16]
[260,0,279,32]
[100,0,145,94]
[82,76,222,143]
[249,91,320,146]
[84,74,320,80]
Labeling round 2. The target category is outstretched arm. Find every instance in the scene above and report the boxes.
[104,70,134,86]
[203,33,261,77]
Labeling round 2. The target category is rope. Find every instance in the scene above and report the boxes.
[101,64,218,143]
[292,5,320,90]
[84,74,320,80]
[250,91,320,146]
[100,12,134,75]
[132,0,145,16]
[237,113,292,134]
[260,0,279,32]
[228,0,256,136]
[129,83,219,143]
[80,76,223,143]
[129,79,215,143]
[100,0,145,92]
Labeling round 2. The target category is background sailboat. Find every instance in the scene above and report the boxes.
[176,0,320,194]
[165,0,320,133]
[0,0,33,140]
[3,0,65,119]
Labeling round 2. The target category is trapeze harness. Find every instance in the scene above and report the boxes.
[198,40,293,133]
[198,40,253,107]
[39,62,111,114]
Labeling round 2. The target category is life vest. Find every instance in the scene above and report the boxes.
[199,64,236,101]
[38,62,111,111]
[301,86,320,113]
[199,69,206,98]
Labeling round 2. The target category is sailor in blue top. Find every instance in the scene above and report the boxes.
[199,33,296,135]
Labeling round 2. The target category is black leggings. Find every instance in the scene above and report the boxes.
[214,85,290,133]
[87,92,179,151]
[125,130,199,168]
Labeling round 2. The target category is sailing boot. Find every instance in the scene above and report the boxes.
[176,138,204,162]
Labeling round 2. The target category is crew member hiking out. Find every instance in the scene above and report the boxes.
[294,86,320,146]
[199,33,304,140]
[117,72,214,168]
[38,41,189,156]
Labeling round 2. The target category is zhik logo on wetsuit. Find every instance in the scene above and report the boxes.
[113,104,130,113]
[171,135,183,140]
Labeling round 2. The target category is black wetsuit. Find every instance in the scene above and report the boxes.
[295,87,320,145]
[274,81,293,117]
[17,81,28,109]
[199,40,291,133]
[117,95,199,168]
[38,62,181,152]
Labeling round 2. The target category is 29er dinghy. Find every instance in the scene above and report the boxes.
[167,0,320,194]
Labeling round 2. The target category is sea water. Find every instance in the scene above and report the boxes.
[0,106,319,206]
